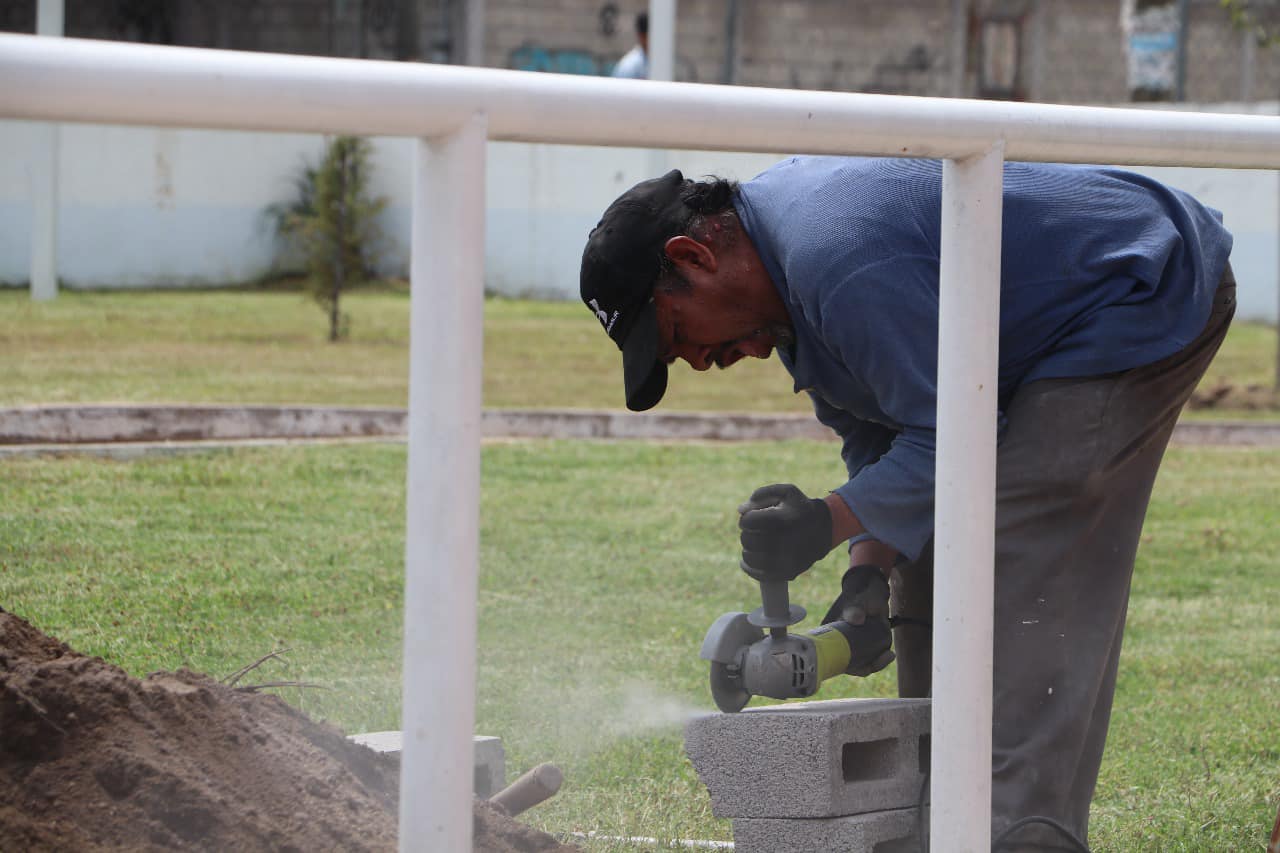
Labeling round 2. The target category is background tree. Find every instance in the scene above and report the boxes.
[271,136,388,342]
[1220,0,1280,46]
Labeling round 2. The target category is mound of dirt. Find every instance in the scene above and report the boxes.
[0,608,577,852]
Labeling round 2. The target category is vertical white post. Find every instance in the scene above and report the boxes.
[36,0,63,35]
[31,0,64,301]
[949,0,967,98]
[646,0,676,176]
[1027,0,1046,104]
[399,113,488,853]
[1239,27,1255,103]
[648,0,676,82]
[463,0,485,66]
[932,141,1004,852]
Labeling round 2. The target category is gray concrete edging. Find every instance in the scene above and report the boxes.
[1,404,1277,448]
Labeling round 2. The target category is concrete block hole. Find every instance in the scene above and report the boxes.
[841,736,896,782]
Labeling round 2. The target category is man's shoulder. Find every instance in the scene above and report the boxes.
[746,155,877,186]
[742,156,937,214]
[740,156,937,262]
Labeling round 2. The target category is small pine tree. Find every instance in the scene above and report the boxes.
[278,136,388,342]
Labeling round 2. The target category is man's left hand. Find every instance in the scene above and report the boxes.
[738,483,833,581]
[822,565,895,677]
[821,564,891,626]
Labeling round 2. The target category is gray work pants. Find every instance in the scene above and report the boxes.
[890,268,1236,851]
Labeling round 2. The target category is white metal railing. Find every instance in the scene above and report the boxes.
[27,0,62,301]
[4,32,1280,853]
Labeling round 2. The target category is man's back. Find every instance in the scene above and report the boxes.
[734,156,1233,397]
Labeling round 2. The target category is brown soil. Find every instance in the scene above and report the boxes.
[0,608,577,852]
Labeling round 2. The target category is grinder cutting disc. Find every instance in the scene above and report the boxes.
[708,661,751,713]
[700,612,763,713]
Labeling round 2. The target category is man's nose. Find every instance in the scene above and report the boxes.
[672,343,714,371]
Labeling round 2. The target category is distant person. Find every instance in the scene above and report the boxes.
[611,12,649,79]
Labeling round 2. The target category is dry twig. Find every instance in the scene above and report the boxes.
[232,680,328,693]
[221,647,293,687]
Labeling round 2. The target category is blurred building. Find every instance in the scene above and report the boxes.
[0,1,455,62]
[2,0,1279,105]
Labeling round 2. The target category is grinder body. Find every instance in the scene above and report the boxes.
[700,572,886,712]
[700,613,863,712]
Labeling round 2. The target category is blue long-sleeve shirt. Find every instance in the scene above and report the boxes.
[733,156,1233,561]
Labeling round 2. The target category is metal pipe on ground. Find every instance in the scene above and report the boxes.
[489,763,563,817]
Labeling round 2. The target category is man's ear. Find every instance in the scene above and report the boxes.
[663,235,717,274]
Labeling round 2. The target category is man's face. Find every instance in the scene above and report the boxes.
[652,275,787,371]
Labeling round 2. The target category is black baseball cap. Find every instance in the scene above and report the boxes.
[580,169,690,411]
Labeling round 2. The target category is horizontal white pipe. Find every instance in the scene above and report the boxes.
[3,33,1280,168]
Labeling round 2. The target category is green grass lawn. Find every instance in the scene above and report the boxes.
[2,441,1276,851]
[0,288,802,413]
[2,288,1275,417]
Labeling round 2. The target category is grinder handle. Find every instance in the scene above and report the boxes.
[742,560,806,630]
[759,578,791,623]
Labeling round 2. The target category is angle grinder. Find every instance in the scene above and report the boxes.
[698,561,888,713]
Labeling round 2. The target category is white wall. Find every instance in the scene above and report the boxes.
[1,110,1276,322]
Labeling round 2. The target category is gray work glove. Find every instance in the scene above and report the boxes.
[823,564,891,625]
[822,564,895,677]
[737,484,833,582]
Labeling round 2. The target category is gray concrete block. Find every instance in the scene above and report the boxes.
[472,735,506,799]
[684,698,930,818]
[348,730,403,754]
[733,808,921,853]
[347,731,506,798]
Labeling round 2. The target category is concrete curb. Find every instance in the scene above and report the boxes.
[0,404,408,445]
[0,436,405,460]
[1,404,1278,450]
